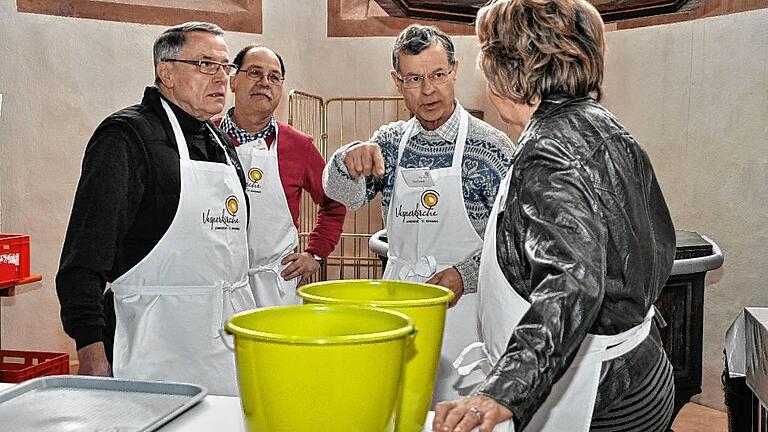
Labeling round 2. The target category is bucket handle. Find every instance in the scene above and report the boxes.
[409,328,418,345]
[405,328,419,362]
[219,328,235,351]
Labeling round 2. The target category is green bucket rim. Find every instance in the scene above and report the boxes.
[225,304,415,345]
[297,279,455,308]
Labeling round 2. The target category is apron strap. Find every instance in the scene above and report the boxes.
[452,341,491,376]
[221,278,249,316]
[114,278,249,339]
[216,278,249,338]
[206,123,236,166]
[389,255,438,280]
[395,117,418,165]
[160,99,191,162]
[455,309,656,377]
[161,98,236,167]
[451,106,468,170]
[249,261,282,276]
[573,308,655,365]
[249,260,296,297]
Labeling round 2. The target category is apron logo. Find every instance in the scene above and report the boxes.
[246,168,263,193]
[248,168,263,183]
[226,196,239,216]
[421,190,439,209]
[201,195,241,231]
[395,189,440,224]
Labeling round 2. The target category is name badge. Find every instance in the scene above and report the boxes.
[401,168,435,187]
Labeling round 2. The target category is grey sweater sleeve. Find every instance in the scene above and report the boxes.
[322,141,369,210]
[455,250,481,294]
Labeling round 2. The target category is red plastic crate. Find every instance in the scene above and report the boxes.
[0,234,30,285]
[1,350,70,383]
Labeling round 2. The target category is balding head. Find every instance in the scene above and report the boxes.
[229,45,286,132]
[234,45,285,77]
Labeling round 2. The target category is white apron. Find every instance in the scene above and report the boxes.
[235,126,301,307]
[457,170,655,431]
[111,99,256,396]
[382,106,485,403]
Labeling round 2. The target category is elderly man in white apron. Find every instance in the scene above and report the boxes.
[111,99,253,396]
[323,25,516,405]
[382,106,488,402]
[216,46,346,307]
[235,124,302,306]
[107,25,255,396]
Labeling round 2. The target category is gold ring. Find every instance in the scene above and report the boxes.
[469,406,482,420]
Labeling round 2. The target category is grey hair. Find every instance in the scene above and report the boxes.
[153,22,224,84]
[392,24,456,73]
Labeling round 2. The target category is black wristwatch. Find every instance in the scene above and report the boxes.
[311,254,326,266]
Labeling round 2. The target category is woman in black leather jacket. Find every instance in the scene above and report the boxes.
[433,0,676,431]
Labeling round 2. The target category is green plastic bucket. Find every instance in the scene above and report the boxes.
[225,304,415,432]
[298,280,454,432]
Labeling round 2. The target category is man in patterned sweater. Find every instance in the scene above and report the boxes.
[322,24,515,403]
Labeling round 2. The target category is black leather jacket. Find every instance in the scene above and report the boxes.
[475,94,675,429]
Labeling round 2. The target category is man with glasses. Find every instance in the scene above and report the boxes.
[323,24,516,403]
[56,22,255,395]
[215,45,346,307]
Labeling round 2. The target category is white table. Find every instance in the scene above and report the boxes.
[0,382,511,431]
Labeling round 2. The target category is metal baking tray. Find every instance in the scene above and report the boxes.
[0,375,207,431]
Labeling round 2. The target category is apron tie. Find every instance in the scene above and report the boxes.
[455,308,655,378]
[572,307,656,364]
[215,278,250,338]
[249,260,295,297]
[395,255,438,281]
[223,278,249,312]
[453,341,491,376]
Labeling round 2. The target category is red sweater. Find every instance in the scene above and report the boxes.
[214,120,346,258]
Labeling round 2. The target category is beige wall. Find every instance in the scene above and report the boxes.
[1,0,766,410]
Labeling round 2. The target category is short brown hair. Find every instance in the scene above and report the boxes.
[476,0,605,104]
[392,24,456,73]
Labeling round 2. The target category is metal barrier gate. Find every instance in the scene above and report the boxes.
[287,90,327,282]
[288,91,410,282]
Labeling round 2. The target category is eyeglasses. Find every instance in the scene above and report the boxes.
[236,68,285,86]
[395,66,455,89]
[163,59,238,76]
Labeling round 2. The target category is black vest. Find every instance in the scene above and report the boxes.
[91,87,247,279]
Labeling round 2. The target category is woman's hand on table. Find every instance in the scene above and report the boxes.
[433,395,513,432]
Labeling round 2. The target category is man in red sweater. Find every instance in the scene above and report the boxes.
[215,45,346,307]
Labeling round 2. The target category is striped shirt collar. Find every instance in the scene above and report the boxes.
[410,101,462,142]
[218,106,276,144]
